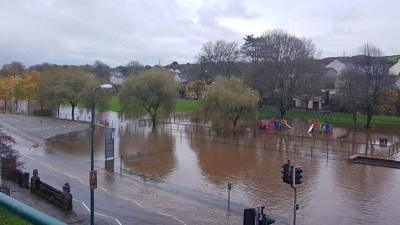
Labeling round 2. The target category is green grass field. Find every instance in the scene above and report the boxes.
[107,96,400,126]
[107,96,121,112]
[257,106,400,126]
[175,99,199,112]
[0,207,31,225]
[107,96,199,113]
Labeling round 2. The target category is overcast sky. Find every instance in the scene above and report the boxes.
[0,0,399,67]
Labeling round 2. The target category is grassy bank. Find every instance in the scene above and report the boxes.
[107,96,400,126]
[0,207,31,225]
[257,107,400,126]
[107,96,199,113]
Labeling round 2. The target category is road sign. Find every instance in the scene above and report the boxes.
[104,127,115,160]
[90,170,97,189]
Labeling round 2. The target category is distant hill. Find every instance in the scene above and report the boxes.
[319,55,400,66]
[385,55,400,63]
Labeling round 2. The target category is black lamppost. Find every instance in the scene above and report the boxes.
[90,83,112,225]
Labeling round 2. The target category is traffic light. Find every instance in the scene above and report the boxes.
[281,162,291,184]
[294,166,303,185]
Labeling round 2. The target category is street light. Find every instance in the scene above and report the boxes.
[90,83,112,225]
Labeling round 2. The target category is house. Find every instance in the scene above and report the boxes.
[324,58,356,76]
[109,70,125,85]
[292,96,324,110]
[169,68,186,84]
[389,59,400,76]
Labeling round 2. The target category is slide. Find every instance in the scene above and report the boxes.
[307,124,315,133]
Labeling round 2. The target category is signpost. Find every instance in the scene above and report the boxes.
[90,170,97,190]
[104,127,115,160]
[227,182,232,215]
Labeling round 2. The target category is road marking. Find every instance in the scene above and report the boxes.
[116,195,187,225]
[73,199,123,225]
[15,140,186,225]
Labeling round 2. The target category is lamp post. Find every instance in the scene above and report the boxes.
[90,83,112,225]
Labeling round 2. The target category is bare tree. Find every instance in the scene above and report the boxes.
[355,43,391,127]
[336,69,367,128]
[296,60,323,111]
[92,60,111,81]
[258,29,317,118]
[1,61,25,76]
[198,40,241,79]
[241,35,263,63]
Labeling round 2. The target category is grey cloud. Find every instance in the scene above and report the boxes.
[0,0,399,67]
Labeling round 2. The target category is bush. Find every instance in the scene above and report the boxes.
[33,109,53,117]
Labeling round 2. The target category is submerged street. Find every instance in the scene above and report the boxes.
[2,113,400,225]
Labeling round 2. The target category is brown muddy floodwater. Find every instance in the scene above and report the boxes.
[45,117,400,225]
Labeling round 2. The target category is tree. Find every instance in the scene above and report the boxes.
[3,76,18,112]
[336,69,366,128]
[0,79,7,112]
[62,69,98,120]
[355,43,392,127]
[253,29,317,118]
[198,40,241,79]
[295,60,323,111]
[199,76,259,134]
[92,60,111,81]
[20,70,41,113]
[37,68,67,115]
[125,60,144,76]
[241,35,263,63]
[1,61,24,76]
[119,68,177,128]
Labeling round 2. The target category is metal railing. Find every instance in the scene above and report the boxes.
[0,192,67,225]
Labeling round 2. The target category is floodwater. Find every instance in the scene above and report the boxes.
[45,106,400,225]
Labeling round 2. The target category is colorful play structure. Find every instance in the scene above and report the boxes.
[307,119,333,134]
[257,117,292,130]
[257,116,333,134]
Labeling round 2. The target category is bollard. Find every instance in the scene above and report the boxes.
[227,183,232,215]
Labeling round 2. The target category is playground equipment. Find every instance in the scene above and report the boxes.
[257,117,292,130]
[308,119,332,134]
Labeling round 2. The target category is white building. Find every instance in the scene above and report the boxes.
[109,71,125,85]
[292,96,323,110]
[325,59,355,76]
[389,59,400,76]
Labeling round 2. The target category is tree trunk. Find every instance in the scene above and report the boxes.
[232,119,238,135]
[151,114,157,128]
[15,99,18,113]
[71,104,76,121]
[352,111,357,129]
[365,105,373,128]
[57,105,60,118]
[27,100,30,115]
[279,99,286,119]
[4,100,7,113]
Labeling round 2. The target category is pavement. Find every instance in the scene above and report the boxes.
[0,114,244,225]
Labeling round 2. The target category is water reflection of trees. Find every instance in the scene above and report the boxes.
[119,128,176,180]
[45,128,103,157]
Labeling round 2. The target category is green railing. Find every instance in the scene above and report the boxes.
[0,192,67,225]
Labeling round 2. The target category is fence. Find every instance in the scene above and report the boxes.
[30,169,72,211]
[52,111,399,161]
[118,121,395,162]
[1,156,29,189]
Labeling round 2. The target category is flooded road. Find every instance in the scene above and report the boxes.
[44,116,400,225]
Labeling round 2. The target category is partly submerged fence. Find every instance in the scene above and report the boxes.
[51,111,399,161]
